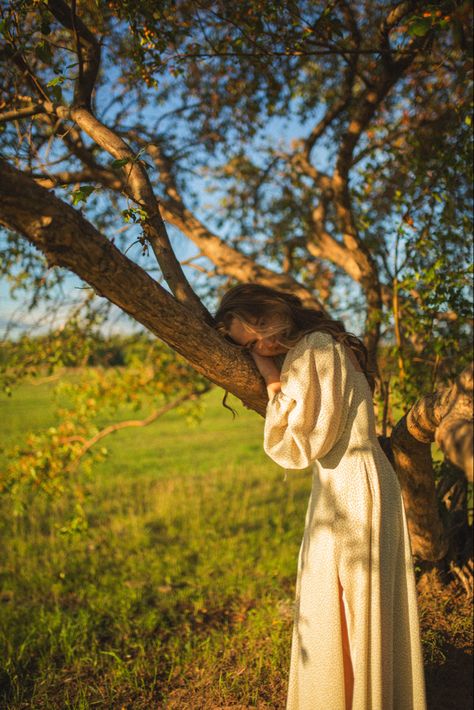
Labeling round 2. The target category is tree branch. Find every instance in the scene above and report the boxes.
[0,158,270,415]
[64,110,208,319]
[335,3,429,180]
[325,5,431,356]
[400,364,474,480]
[47,0,100,109]
[303,2,360,160]
[0,103,47,123]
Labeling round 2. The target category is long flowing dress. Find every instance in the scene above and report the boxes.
[263,331,426,710]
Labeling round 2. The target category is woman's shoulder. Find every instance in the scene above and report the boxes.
[281,330,335,372]
[293,330,335,353]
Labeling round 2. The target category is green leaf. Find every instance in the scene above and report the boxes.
[408,19,430,37]
[111,157,131,169]
[71,185,95,206]
[47,76,64,102]
[46,76,65,87]
[121,206,148,223]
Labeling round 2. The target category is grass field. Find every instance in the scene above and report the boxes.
[0,380,472,709]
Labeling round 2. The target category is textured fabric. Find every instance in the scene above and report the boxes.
[264,332,426,710]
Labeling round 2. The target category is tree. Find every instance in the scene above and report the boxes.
[0,1,472,574]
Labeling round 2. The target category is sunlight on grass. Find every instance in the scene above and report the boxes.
[0,382,311,708]
[1,381,471,709]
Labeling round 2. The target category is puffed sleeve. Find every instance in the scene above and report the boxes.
[264,332,351,469]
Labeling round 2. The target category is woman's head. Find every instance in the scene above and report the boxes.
[214,284,307,356]
[214,283,375,390]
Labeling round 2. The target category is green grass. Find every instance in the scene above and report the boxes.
[0,380,471,709]
[0,382,311,709]
[1,379,59,445]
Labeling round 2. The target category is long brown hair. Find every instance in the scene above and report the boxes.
[214,283,375,394]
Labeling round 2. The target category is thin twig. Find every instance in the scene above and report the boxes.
[65,389,208,473]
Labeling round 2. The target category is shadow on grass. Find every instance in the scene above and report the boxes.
[425,643,473,710]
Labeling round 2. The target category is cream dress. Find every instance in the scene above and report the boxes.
[264,332,426,710]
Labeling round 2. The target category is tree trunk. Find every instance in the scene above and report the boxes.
[391,364,473,560]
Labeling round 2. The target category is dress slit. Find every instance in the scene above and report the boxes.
[339,577,354,710]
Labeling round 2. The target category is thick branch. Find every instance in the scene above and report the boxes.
[0,159,269,415]
[328,4,430,353]
[305,231,363,283]
[282,150,375,308]
[160,199,326,310]
[335,2,428,180]
[391,416,448,561]
[332,170,383,359]
[329,45,419,344]
[66,107,208,319]
[291,142,382,359]
[404,364,474,480]
[303,2,360,160]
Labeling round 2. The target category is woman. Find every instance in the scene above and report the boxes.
[214,283,426,710]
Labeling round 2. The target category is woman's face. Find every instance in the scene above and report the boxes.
[228,315,290,356]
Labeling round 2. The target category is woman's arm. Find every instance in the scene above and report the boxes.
[263,333,351,468]
[251,352,282,399]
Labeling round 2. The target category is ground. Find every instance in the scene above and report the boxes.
[0,383,472,709]
[420,579,473,710]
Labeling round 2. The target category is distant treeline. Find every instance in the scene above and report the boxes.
[0,332,163,370]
